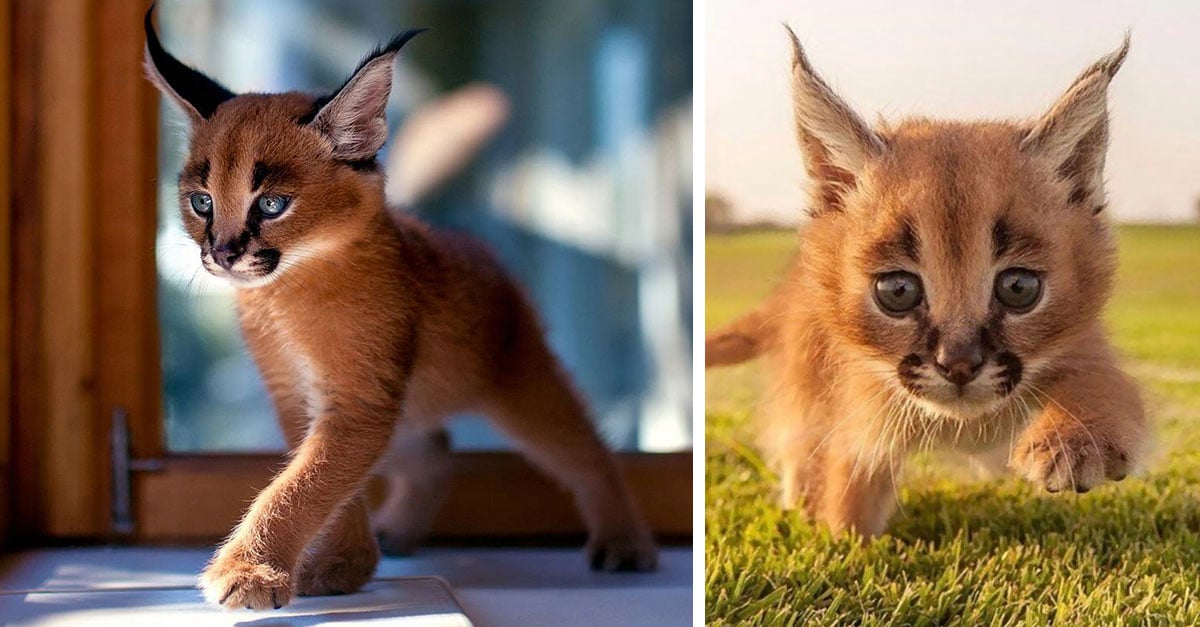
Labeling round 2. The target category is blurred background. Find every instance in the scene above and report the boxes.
[155,0,693,453]
[706,0,1200,229]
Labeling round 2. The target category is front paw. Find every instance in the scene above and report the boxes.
[587,532,659,572]
[200,546,293,610]
[1011,422,1133,493]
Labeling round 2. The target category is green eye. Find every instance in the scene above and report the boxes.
[995,268,1042,312]
[874,271,924,315]
[257,194,291,217]
[189,193,213,217]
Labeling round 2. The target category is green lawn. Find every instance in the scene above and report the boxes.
[705,225,1200,625]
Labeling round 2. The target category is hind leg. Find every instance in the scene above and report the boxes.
[371,426,453,556]
[485,327,657,571]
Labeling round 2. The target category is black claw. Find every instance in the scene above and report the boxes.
[1045,484,1061,494]
[589,550,605,571]
[219,585,238,605]
[1113,474,1127,481]
[272,590,281,610]
[1075,484,1090,494]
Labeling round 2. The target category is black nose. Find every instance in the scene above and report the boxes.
[934,341,984,386]
[212,241,245,271]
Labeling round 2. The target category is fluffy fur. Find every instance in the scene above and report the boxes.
[706,28,1147,536]
[144,9,656,611]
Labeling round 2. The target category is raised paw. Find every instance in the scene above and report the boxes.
[296,542,379,597]
[1011,423,1132,494]
[199,549,292,610]
[587,533,659,572]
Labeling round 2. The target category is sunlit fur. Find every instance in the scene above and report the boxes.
[146,17,655,611]
[706,29,1147,536]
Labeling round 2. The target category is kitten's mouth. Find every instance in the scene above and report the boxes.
[202,248,282,287]
[894,351,1024,419]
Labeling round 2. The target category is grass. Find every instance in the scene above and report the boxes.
[705,225,1200,625]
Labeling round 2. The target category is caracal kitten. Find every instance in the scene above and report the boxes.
[707,28,1147,536]
[143,9,656,610]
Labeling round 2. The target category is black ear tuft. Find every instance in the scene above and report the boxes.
[299,29,426,162]
[144,3,235,120]
[357,29,429,79]
[299,28,428,125]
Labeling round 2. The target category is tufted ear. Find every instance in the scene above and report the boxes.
[142,4,235,122]
[1020,35,1129,213]
[784,25,886,215]
[306,29,426,163]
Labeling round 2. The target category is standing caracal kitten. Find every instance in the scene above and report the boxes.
[707,28,1147,537]
[144,9,656,611]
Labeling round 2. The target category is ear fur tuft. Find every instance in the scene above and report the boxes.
[143,3,236,121]
[304,29,427,163]
[1020,34,1130,211]
[783,24,885,215]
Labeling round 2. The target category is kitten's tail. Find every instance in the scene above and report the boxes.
[705,301,778,368]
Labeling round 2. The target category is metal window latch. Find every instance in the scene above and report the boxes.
[109,408,163,537]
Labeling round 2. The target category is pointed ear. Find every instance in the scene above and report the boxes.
[785,25,885,215]
[1020,35,1129,212]
[307,29,426,162]
[142,5,235,122]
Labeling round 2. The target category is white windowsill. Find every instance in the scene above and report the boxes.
[0,546,692,626]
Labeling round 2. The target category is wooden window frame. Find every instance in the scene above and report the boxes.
[4,0,691,546]
[0,0,11,548]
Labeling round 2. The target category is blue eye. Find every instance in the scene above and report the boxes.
[257,194,291,217]
[189,193,213,217]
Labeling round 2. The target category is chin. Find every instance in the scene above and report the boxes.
[909,389,1006,421]
[202,264,280,289]
[224,272,281,289]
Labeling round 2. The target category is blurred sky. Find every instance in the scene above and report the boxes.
[707,0,1200,224]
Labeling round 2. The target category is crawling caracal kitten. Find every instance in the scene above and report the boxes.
[143,10,656,610]
[707,28,1148,536]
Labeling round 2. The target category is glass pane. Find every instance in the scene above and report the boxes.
[156,0,693,453]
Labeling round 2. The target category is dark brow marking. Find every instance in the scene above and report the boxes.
[992,218,1011,258]
[899,221,919,261]
[994,222,1049,260]
[866,219,921,265]
[339,157,381,173]
[251,162,268,191]
[251,161,297,190]
[181,159,210,187]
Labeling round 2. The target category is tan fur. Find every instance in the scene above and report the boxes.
[146,32,655,611]
[707,29,1147,536]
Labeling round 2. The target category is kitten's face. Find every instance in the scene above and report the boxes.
[144,15,419,288]
[831,122,1115,419]
[176,95,377,288]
